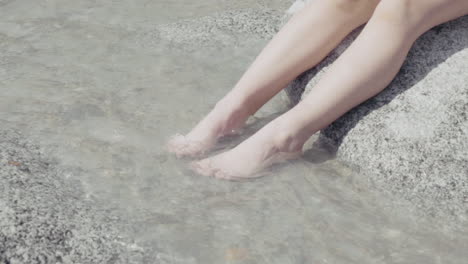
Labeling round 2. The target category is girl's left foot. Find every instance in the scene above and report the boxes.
[190,120,304,180]
[166,96,251,158]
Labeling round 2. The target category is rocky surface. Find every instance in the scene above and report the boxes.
[156,9,284,48]
[1,0,468,262]
[0,129,143,264]
[283,1,468,222]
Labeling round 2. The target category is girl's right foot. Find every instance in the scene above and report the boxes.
[189,116,305,180]
[166,96,251,158]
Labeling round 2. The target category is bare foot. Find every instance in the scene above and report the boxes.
[190,120,304,180]
[166,97,251,158]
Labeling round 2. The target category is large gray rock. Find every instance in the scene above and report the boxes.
[283,1,468,222]
[0,129,142,264]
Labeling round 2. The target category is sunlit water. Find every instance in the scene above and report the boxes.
[1,0,467,263]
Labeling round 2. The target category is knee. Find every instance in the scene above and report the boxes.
[376,0,468,28]
[329,0,380,13]
[372,0,430,25]
[324,0,381,22]
[330,0,368,9]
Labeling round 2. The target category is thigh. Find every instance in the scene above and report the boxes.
[417,0,468,31]
[374,0,468,36]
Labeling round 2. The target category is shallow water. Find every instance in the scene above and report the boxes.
[1,0,467,263]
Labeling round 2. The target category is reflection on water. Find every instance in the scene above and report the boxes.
[0,0,467,263]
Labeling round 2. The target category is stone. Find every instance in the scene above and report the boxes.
[0,129,142,264]
[155,8,284,52]
[282,0,468,222]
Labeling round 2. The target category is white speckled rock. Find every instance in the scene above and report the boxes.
[282,1,468,222]
[0,129,144,263]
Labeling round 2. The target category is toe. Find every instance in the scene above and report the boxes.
[212,168,239,181]
[181,141,205,158]
[166,134,186,152]
[166,134,205,158]
[213,169,230,180]
[189,160,214,177]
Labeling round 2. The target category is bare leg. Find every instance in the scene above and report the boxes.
[166,0,379,157]
[192,0,468,179]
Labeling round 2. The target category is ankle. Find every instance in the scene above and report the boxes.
[270,122,306,154]
[217,90,258,115]
[214,95,252,119]
[209,96,251,135]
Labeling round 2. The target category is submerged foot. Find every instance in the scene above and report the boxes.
[166,97,251,158]
[190,120,304,180]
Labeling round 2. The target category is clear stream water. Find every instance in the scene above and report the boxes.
[1,0,467,263]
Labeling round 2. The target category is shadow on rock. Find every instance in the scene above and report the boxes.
[285,16,468,161]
